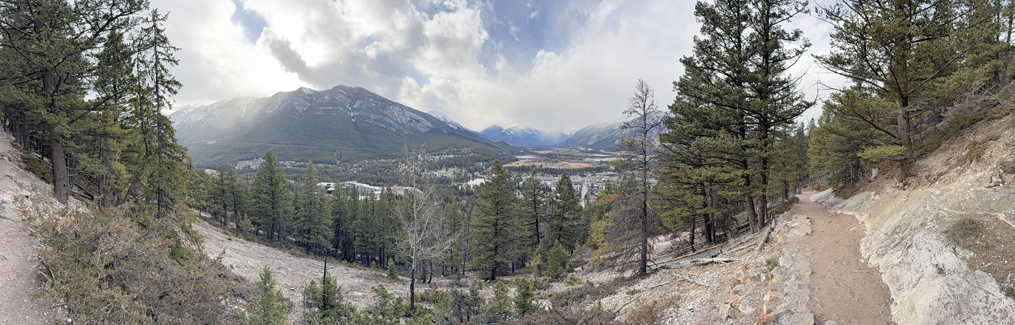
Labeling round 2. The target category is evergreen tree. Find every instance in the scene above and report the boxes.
[354,193,377,265]
[131,9,190,218]
[294,161,332,253]
[249,265,287,325]
[521,171,548,249]
[815,0,978,178]
[333,187,359,262]
[215,165,233,227]
[0,0,148,204]
[743,0,811,226]
[252,151,290,245]
[469,160,518,281]
[549,173,582,252]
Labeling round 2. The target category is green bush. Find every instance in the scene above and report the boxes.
[386,260,398,280]
[546,242,570,279]
[513,278,537,316]
[564,274,582,286]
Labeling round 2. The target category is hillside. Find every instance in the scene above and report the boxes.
[813,112,1015,323]
[170,86,512,167]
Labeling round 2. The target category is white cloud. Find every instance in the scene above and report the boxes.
[153,0,836,130]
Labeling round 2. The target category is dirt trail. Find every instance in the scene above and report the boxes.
[0,130,58,324]
[793,192,893,325]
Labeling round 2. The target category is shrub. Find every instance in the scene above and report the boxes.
[546,242,570,279]
[27,203,247,324]
[386,260,399,280]
[967,133,1001,163]
[489,281,514,321]
[250,266,289,325]
[624,299,663,325]
[564,274,583,286]
[514,278,537,316]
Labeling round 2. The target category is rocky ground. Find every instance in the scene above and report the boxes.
[194,220,408,318]
[813,113,1015,324]
[0,131,64,324]
[584,192,893,325]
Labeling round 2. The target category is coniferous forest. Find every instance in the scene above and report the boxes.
[3,0,1015,324]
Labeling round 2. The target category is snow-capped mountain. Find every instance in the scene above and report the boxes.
[478,125,571,147]
[560,111,669,151]
[170,85,509,167]
[427,111,468,131]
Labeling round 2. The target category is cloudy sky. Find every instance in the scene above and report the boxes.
[152,0,842,131]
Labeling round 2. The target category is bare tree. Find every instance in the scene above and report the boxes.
[395,147,457,313]
[607,79,666,275]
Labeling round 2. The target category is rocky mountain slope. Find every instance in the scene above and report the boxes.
[170,86,511,167]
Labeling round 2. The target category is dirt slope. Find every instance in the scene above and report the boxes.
[0,131,62,324]
[811,111,1015,324]
[194,221,407,310]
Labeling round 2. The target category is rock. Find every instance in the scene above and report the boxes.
[1001,160,1015,174]
[987,170,1005,188]
[825,321,838,325]
[722,304,736,319]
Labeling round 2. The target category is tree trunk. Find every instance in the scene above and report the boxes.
[50,125,69,204]
[409,264,416,313]
[897,101,914,179]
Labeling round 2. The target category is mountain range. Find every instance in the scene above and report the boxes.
[478,125,571,147]
[170,85,510,167]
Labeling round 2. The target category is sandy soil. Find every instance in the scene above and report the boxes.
[796,193,894,325]
[0,131,60,324]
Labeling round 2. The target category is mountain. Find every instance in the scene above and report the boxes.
[427,111,468,131]
[559,112,668,151]
[478,125,571,147]
[170,85,511,167]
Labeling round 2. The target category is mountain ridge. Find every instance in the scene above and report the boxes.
[170,85,511,167]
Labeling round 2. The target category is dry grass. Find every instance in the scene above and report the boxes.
[946,214,1015,292]
[966,133,1001,163]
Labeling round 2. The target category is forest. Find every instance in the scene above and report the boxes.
[3,0,1015,324]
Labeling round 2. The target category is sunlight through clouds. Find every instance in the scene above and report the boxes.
[154,0,834,130]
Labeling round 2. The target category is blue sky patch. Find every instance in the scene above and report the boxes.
[230,0,267,43]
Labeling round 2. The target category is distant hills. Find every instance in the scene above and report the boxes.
[170,85,511,167]
[559,112,668,151]
[478,125,571,147]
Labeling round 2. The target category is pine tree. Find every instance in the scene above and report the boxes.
[249,265,288,325]
[215,165,233,227]
[333,187,359,262]
[469,160,518,281]
[125,9,190,218]
[549,173,582,252]
[252,151,290,245]
[815,0,979,178]
[294,161,332,253]
[521,171,548,249]
[354,193,376,265]
[0,0,149,204]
